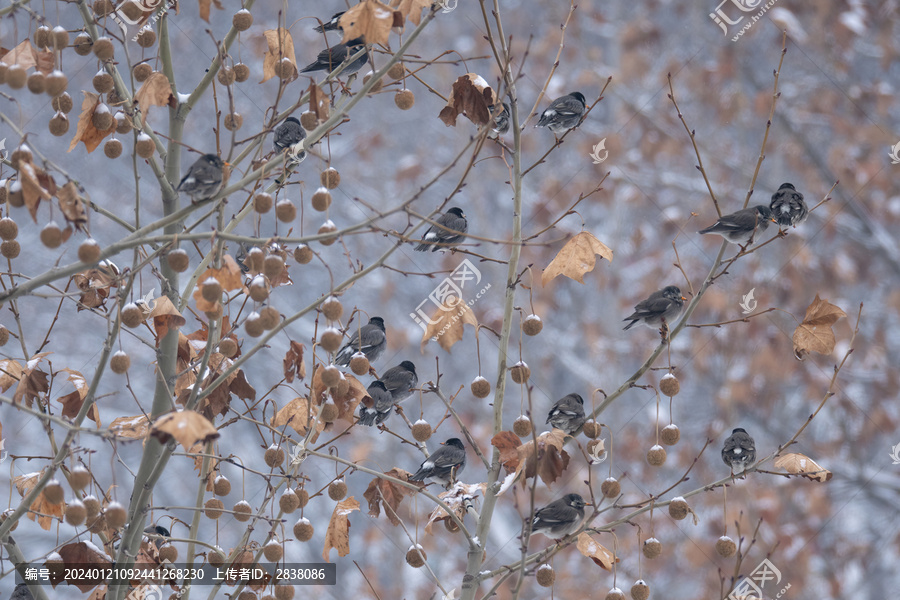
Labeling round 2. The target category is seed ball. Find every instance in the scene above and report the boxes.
[0,241,12,259]
[405,545,426,568]
[1,510,18,532]
[0,218,18,240]
[299,111,318,130]
[296,488,309,508]
[630,581,650,600]
[604,589,626,600]
[275,58,297,80]
[233,500,252,522]
[275,200,296,222]
[49,112,70,136]
[6,65,27,89]
[252,192,273,214]
[46,71,69,96]
[11,146,33,169]
[320,401,337,422]
[522,314,543,336]
[248,276,269,302]
[44,480,65,504]
[260,540,284,562]
[93,0,114,16]
[116,116,130,138]
[471,376,491,398]
[77,239,101,263]
[362,72,383,93]
[233,63,250,82]
[133,134,155,159]
[319,328,342,352]
[204,498,224,519]
[320,365,341,388]
[394,89,415,110]
[716,535,737,558]
[335,377,350,396]
[208,547,226,566]
[244,247,264,273]
[92,105,113,131]
[512,416,532,438]
[582,420,602,439]
[217,67,235,86]
[93,71,114,94]
[26,72,46,94]
[411,420,432,442]
[40,222,64,249]
[647,444,667,467]
[509,362,530,384]
[535,564,555,587]
[197,279,221,304]
[0,325,9,346]
[259,306,280,330]
[279,489,299,513]
[83,496,101,518]
[166,249,189,272]
[158,545,178,563]
[263,254,285,279]
[133,63,152,82]
[642,537,662,559]
[53,92,74,113]
[87,514,108,533]
[233,9,253,31]
[659,373,680,397]
[53,26,70,50]
[224,112,243,131]
[35,26,52,48]
[328,480,347,501]
[218,338,238,358]
[245,313,264,337]
[136,29,157,48]
[321,296,343,321]
[74,33,93,55]
[343,354,367,377]
[387,63,405,80]
[65,500,87,526]
[293,518,313,541]
[320,168,340,189]
[273,586,294,600]
[601,477,621,498]
[213,476,232,496]
[289,246,313,267]
[104,138,123,159]
[660,424,680,446]
[110,351,131,373]
[317,221,338,246]
[92,37,115,61]
[105,502,127,528]
[668,498,689,520]
[311,188,332,212]
[5,183,22,208]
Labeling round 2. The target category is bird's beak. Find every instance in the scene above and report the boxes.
[681,296,687,301]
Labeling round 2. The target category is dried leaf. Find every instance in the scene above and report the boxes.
[438,74,498,127]
[774,452,833,482]
[1,39,37,70]
[419,296,478,353]
[542,231,613,286]
[424,482,486,534]
[192,255,245,312]
[12,470,65,531]
[57,368,99,425]
[283,341,306,383]
[261,28,297,83]
[0,359,23,392]
[363,468,420,525]
[576,532,618,570]
[791,295,847,359]
[18,159,54,222]
[491,431,522,473]
[58,182,89,232]
[12,352,52,408]
[390,0,430,25]
[57,542,112,591]
[505,429,570,489]
[322,497,360,562]
[150,410,220,450]
[108,415,151,440]
[35,49,55,75]
[308,82,331,121]
[134,72,174,118]
[150,295,187,343]
[339,1,395,46]
[68,91,117,153]
[271,396,320,440]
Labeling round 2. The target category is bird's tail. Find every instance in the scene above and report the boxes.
[357,409,376,427]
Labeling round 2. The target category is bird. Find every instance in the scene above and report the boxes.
[409,438,466,487]
[536,91,587,134]
[10,583,35,600]
[177,154,225,202]
[378,360,418,402]
[530,493,587,539]
[313,10,345,33]
[698,205,776,245]
[722,428,756,474]
[490,102,510,136]
[300,38,368,75]
[273,116,307,164]
[334,316,386,366]
[414,207,467,252]
[546,393,585,435]
[769,182,808,228]
[358,380,394,426]
[623,286,687,330]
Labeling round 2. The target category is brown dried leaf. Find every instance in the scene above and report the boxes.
[18,159,54,223]
[108,415,151,440]
[322,497,360,562]
[309,82,331,121]
[150,295,187,343]
[339,0,395,46]
[576,532,618,570]
[419,296,478,353]
[363,468,420,525]
[12,470,65,531]
[191,255,246,312]
[57,182,89,232]
[134,72,174,117]
[542,231,613,286]
[491,431,522,473]
[438,74,498,127]
[68,91,117,153]
[0,359,23,393]
[424,482,487,534]
[283,341,306,383]
[390,0,430,25]
[1,39,37,70]
[58,541,112,591]
[271,396,321,440]
[57,368,99,425]
[261,28,297,83]
[35,49,55,75]
[150,410,220,450]
[12,352,51,408]
[516,429,570,486]
[333,374,368,422]
[774,452,833,482]
[792,295,847,359]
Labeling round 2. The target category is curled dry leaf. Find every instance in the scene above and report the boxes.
[774,452,833,482]
[150,410,220,450]
[438,74,498,127]
[271,396,322,441]
[0,359,23,393]
[134,72,175,117]
[490,431,522,472]
[308,82,331,122]
[339,1,396,46]
[363,468,420,525]
[58,182,89,232]
[424,482,487,534]
[73,265,116,310]
[322,497,361,562]
[17,157,55,222]
[12,352,51,408]
[587,438,607,464]
[390,0,431,26]
[199,0,224,22]
[419,296,478,353]
[68,91,117,153]
[576,532,618,570]
[261,28,297,83]
[283,340,306,383]
[791,295,847,359]
[1,39,38,70]
[542,231,613,286]
[495,429,571,492]
[57,367,99,424]
[108,415,151,440]
[149,295,187,342]
[192,255,245,313]
[12,469,65,531]
[56,541,113,591]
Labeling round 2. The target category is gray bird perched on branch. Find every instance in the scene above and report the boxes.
[335,316,386,366]
[530,493,587,539]
[623,286,686,330]
[177,154,225,202]
[414,207,467,252]
[490,102,510,136]
[357,362,417,426]
[546,393,585,434]
[536,91,586,134]
[313,11,345,33]
[273,116,307,164]
[699,205,775,245]
[769,182,808,228]
[358,380,393,427]
[722,428,756,474]
[300,37,368,75]
[378,361,418,402]
[409,438,466,486]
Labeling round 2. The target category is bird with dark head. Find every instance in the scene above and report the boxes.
[769,182,808,228]
[490,102,510,136]
[358,380,393,427]
[530,493,587,539]
[409,438,466,487]
[378,360,418,402]
[546,393,585,435]
[301,37,368,75]
[313,10,345,33]
[722,428,756,474]
[273,116,307,164]
[623,286,686,331]
[177,154,225,202]
[415,207,467,252]
[536,91,587,134]
[335,316,386,366]
[699,205,776,245]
